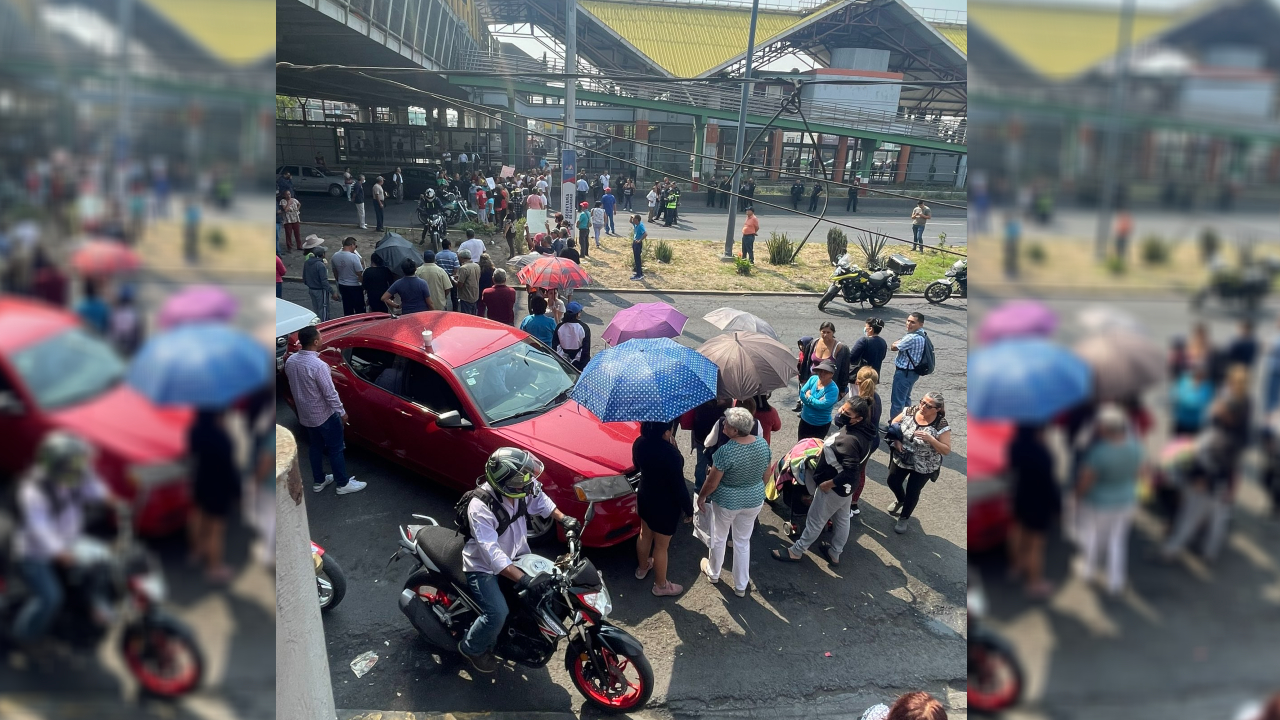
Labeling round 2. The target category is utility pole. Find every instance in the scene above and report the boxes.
[724,0,760,258]
[561,0,578,221]
[1094,0,1135,259]
[115,0,134,204]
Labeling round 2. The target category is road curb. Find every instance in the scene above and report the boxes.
[279,275,931,299]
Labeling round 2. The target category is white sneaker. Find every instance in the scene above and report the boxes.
[336,477,366,495]
[313,474,334,493]
[360,224,368,229]
[700,557,719,584]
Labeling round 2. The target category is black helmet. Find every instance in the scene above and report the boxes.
[484,447,544,498]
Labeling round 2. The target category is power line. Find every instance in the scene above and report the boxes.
[353,71,968,258]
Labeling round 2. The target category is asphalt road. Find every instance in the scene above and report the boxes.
[969,292,1280,720]
[276,288,969,718]
[975,208,1278,245]
[289,193,967,250]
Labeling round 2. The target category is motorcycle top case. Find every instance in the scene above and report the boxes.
[886,254,917,276]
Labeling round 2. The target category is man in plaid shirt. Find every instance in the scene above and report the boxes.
[284,326,366,495]
[889,312,927,420]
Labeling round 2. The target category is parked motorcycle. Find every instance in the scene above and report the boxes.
[441,191,479,226]
[388,488,653,713]
[313,541,346,612]
[1191,256,1279,312]
[818,253,914,311]
[967,572,1024,713]
[0,505,204,697]
[925,257,968,305]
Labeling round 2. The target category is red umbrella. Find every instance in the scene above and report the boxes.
[516,256,591,290]
[71,240,141,276]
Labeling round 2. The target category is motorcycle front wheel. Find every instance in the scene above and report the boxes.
[121,616,204,697]
[924,281,951,305]
[817,285,839,312]
[968,631,1024,713]
[869,287,894,307]
[318,554,347,612]
[567,640,654,713]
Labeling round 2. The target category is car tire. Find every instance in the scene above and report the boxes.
[526,513,555,543]
[328,184,344,198]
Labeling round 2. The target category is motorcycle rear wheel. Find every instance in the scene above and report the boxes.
[869,288,894,307]
[924,282,951,305]
[968,632,1024,713]
[567,640,654,713]
[817,285,839,312]
[318,554,346,612]
[121,617,204,697]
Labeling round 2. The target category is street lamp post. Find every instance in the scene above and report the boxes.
[1095,0,1136,259]
[724,0,761,258]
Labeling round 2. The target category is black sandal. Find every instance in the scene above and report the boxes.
[771,549,803,563]
[818,542,840,566]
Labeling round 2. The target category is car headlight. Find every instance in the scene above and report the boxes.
[579,582,612,618]
[573,475,633,503]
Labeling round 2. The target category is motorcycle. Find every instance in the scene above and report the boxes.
[0,505,204,697]
[925,257,968,305]
[818,253,913,311]
[387,487,653,713]
[417,207,448,251]
[967,572,1024,713]
[441,191,479,227]
[313,541,346,612]
[1191,256,1279,312]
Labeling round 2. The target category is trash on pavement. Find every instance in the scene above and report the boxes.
[351,651,380,678]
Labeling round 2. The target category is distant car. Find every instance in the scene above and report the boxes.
[0,296,192,536]
[276,164,346,197]
[280,311,642,547]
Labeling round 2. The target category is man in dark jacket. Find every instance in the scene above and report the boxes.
[808,180,824,212]
[790,179,805,210]
[718,177,731,208]
[772,397,873,566]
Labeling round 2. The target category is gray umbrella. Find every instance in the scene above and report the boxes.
[702,307,780,340]
[372,232,421,277]
[1073,332,1166,401]
[697,331,797,400]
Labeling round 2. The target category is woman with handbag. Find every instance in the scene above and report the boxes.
[886,391,951,535]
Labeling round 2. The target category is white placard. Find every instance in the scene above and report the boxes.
[526,208,547,232]
[486,177,496,190]
[500,165,515,178]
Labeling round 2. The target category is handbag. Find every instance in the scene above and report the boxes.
[692,502,713,548]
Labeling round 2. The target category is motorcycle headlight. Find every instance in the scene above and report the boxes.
[132,572,167,603]
[578,583,612,618]
[573,475,633,503]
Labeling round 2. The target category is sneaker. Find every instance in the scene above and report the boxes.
[313,474,334,493]
[652,581,684,597]
[894,518,909,534]
[734,586,747,598]
[360,224,368,229]
[336,478,367,495]
[850,504,860,517]
[457,641,497,674]
[699,557,719,584]
[630,274,644,281]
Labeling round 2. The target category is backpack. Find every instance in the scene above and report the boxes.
[908,330,936,376]
[453,486,528,540]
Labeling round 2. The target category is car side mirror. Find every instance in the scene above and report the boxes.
[436,410,472,429]
[0,391,24,415]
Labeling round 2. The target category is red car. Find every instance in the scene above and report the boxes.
[0,296,192,536]
[282,311,643,547]
[968,420,1013,553]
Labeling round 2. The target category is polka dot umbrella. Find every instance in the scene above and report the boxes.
[571,337,718,423]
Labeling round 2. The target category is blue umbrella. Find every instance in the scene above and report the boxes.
[969,339,1092,422]
[571,337,718,423]
[127,323,271,408]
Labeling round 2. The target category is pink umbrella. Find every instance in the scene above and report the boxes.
[977,300,1058,345]
[601,302,688,347]
[157,285,239,330]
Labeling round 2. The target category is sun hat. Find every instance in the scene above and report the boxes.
[302,234,325,249]
[815,359,837,375]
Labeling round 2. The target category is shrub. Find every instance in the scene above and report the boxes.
[734,257,752,276]
[515,218,527,238]
[1199,228,1220,261]
[654,240,673,264]
[1025,242,1046,264]
[457,221,489,234]
[1104,255,1127,275]
[937,232,947,249]
[826,228,848,264]
[205,227,227,250]
[855,229,890,270]
[766,232,795,265]
[1140,235,1170,265]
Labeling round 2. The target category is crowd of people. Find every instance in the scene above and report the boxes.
[1004,315,1280,601]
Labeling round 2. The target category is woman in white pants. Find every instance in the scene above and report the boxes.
[1074,405,1143,595]
[696,407,773,597]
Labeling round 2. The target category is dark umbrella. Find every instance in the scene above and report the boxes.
[697,331,797,400]
[372,232,421,277]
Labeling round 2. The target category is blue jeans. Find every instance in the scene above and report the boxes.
[460,300,477,315]
[462,571,509,655]
[890,368,919,421]
[604,210,615,234]
[694,445,709,493]
[14,558,63,640]
[741,234,756,263]
[306,412,350,487]
[911,224,925,250]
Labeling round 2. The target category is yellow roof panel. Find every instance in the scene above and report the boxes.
[143,0,274,65]
[933,23,966,54]
[969,1,1176,78]
[580,0,809,77]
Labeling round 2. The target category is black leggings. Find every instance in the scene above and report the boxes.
[797,418,829,440]
[886,463,931,520]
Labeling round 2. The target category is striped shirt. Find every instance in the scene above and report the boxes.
[894,331,926,370]
[709,438,770,510]
[284,350,345,428]
[435,250,459,277]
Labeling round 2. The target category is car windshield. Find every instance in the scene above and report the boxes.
[455,338,578,425]
[9,328,127,411]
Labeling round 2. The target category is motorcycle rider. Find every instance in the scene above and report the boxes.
[459,447,578,674]
[10,432,113,644]
[419,188,446,247]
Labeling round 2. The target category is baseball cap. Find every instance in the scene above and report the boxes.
[566,301,583,314]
